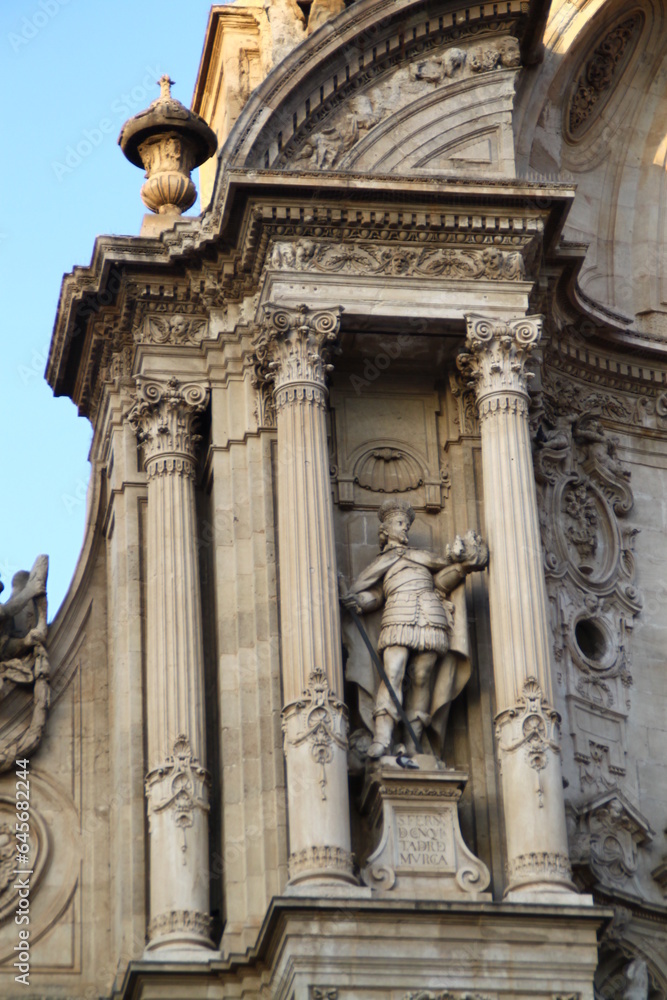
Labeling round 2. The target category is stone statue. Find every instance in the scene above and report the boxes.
[340,501,487,759]
[0,555,49,770]
[623,958,649,1000]
[308,0,347,35]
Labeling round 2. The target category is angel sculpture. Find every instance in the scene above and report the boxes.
[340,501,487,760]
[0,555,49,770]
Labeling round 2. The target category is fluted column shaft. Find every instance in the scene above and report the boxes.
[257,305,355,887]
[460,316,575,898]
[130,377,214,950]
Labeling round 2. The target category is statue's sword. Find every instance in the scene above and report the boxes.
[344,607,424,756]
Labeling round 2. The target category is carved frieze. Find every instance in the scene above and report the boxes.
[269,240,526,281]
[566,13,644,139]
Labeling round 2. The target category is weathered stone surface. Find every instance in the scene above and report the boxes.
[9,0,667,996]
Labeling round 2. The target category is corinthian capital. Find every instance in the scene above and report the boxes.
[129,376,209,473]
[458,314,542,416]
[253,304,343,407]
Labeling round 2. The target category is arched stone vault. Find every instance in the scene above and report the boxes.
[515,0,667,337]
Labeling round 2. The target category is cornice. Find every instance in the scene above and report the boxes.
[47,163,667,420]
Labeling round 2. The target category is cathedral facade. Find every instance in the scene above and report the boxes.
[1,1,666,996]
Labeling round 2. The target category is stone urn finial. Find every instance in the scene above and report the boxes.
[118,76,217,218]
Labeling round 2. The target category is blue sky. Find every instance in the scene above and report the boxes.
[0,0,218,615]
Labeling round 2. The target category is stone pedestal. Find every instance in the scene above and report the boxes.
[359,761,491,899]
[459,316,577,899]
[255,305,357,889]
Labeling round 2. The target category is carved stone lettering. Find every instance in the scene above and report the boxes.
[396,811,453,870]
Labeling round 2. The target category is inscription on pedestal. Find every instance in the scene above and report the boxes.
[361,767,490,897]
[395,811,455,872]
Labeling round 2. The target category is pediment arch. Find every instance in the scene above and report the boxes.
[221,0,536,179]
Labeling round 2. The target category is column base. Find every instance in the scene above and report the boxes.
[145,910,215,955]
[287,845,358,889]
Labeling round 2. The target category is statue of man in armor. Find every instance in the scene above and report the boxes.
[341,500,487,759]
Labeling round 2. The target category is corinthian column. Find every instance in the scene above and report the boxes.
[459,316,576,899]
[130,376,214,951]
[256,304,356,889]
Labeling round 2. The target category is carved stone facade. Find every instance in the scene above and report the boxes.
[4,0,667,997]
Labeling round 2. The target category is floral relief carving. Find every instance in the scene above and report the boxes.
[567,13,643,138]
[128,377,209,474]
[252,303,343,413]
[495,678,561,808]
[534,370,641,721]
[145,736,211,861]
[282,669,348,800]
[569,792,653,894]
[269,240,526,282]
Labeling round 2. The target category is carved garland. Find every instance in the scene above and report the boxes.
[269,240,526,281]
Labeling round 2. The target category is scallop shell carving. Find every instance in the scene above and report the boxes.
[354,448,424,493]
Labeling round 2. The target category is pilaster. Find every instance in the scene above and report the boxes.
[254,304,356,888]
[459,315,576,898]
[129,376,214,951]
